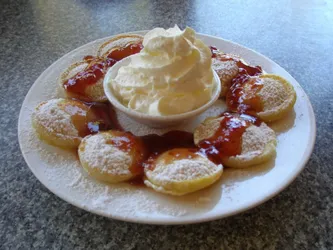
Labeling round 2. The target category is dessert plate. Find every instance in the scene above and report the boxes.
[18,31,316,224]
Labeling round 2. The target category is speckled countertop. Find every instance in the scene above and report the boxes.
[1,0,332,249]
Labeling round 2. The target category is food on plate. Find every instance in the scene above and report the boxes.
[97,34,143,60]
[226,74,296,122]
[32,98,114,149]
[256,74,296,122]
[210,48,263,98]
[144,148,223,195]
[59,35,144,103]
[108,25,215,116]
[78,131,145,183]
[30,26,298,197]
[58,56,117,102]
[209,46,224,58]
[212,53,240,97]
[194,113,277,168]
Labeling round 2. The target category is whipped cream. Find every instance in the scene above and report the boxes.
[110,25,214,116]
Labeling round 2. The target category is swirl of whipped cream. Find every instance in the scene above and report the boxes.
[111,25,214,116]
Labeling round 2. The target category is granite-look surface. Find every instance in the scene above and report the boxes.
[1,0,332,249]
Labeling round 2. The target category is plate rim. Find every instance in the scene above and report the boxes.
[18,31,316,225]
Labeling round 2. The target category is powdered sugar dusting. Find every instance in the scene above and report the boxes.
[33,99,78,137]
[79,133,132,175]
[193,115,276,161]
[241,123,276,155]
[148,156,222,185]
[212,58,238,79]
[258,78,286,111]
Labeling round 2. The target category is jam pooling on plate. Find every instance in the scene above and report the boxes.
[63,56,117,98]
[198,113,261,164]
[106,42,143,61]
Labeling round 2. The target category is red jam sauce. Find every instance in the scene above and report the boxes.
[226,71,264,115]
[198,113,261,164]
[210,45,264,115]
[105,131,146,176]
[63,56,117,99]
[128,131,196,185]
[140,131,196,171]
[106,43,143,61]
[210,46,221,58]
[63,41,143,101]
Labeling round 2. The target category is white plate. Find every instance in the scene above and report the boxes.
[18,31,316,225]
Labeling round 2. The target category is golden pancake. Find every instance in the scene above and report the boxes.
[257,74,297,122]
[226,74,296,122]
[97,34,143,59]
[194,113,277,168]
[78,131,145,183]
[144,148,223,196]
[212,54,241,97]
[58,56,116,102]
[32,98,91,149]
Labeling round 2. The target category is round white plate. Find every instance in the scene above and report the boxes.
[18,31,316,225]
